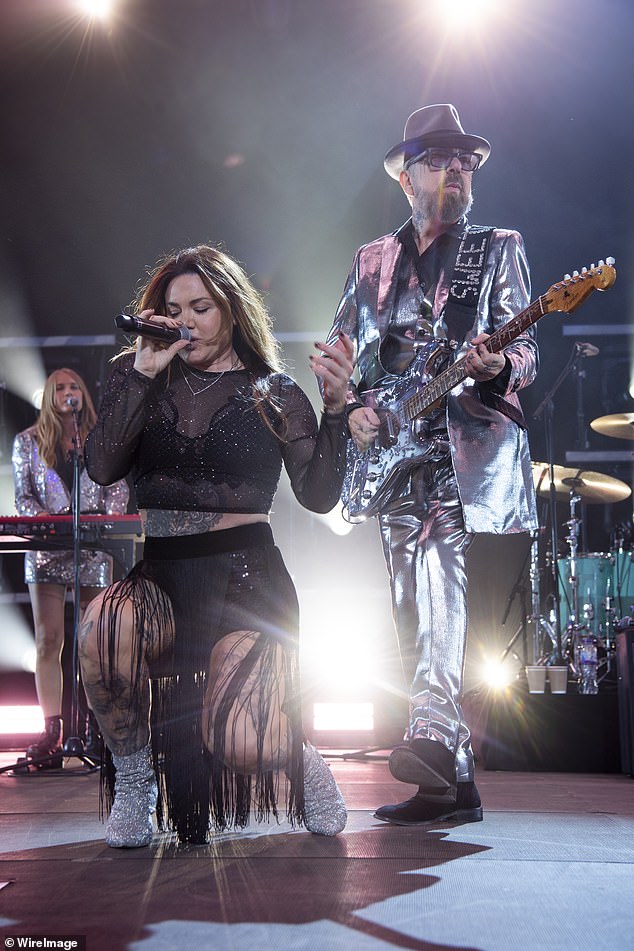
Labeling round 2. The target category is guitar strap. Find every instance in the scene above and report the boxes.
[396,220,526,429]
[396,220,494,347]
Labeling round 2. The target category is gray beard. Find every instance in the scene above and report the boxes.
[413,187,473,231]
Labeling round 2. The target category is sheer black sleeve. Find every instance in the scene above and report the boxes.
[276,376,349,514]
[85,356,162,486]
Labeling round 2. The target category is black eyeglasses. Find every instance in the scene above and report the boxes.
[405,148,482,172]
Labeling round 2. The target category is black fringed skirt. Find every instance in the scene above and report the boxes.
[100,522,305,843]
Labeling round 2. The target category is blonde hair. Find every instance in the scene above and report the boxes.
[35,368,97,469]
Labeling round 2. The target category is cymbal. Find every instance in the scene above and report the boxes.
[530,461,631,504]
[590,413,634,440]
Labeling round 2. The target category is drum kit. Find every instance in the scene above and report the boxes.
[528,413,634,688]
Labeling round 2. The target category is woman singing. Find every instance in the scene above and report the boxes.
[79,245,354,846]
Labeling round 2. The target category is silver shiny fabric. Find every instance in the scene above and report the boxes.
[328,222,539,782]
[302,741,347,835]
[328,225,538,534]
[379,460,474,781]
[12,427,130,586]
[106,744,157,848]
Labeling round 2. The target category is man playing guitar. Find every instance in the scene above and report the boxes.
[325,103,539,825]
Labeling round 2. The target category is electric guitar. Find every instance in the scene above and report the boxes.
[342,258,617,521]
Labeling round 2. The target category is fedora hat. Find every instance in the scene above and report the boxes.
[384,103,491,180]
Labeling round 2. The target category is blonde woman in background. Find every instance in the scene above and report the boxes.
[12,368,129,767]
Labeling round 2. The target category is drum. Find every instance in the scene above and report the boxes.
[557,553,612,635]
[611,550,634,620]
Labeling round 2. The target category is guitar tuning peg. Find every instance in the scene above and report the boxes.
[598,259,605,267]
[564,273,572,281]
[572,270,580,277]
[591,263,596,270]
[581,267,588,274]
[606,256,615,265]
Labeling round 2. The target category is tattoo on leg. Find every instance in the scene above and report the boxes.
[83,674,150,755]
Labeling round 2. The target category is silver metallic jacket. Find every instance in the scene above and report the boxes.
[12,427,130,585]
[328,223,539,534]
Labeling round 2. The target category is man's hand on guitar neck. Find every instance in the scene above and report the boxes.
[349,406,380,452]
[464,333,507,382]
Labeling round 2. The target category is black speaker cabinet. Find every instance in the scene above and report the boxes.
[481,683,621,773]
[616,626,634,776]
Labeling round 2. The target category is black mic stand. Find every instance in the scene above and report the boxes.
[5,404,99,775]
[532,343,584,665]
[574,347,590,453]
[62,403,100,768]
[499,543,531,673]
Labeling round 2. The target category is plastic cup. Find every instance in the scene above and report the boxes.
[525,665,547,693]
[547,666,569,694]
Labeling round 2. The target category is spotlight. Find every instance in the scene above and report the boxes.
[429,0,497,27]
[313,702,374,733]
[301,592,381,690]
[0,706,43,736]
[481,656,516,690]
[76,0,117,20]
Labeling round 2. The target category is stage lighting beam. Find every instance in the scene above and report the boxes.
[481,656,517,691]
[428,0,498,29]
[0,706,43,735]
[313,702,374,733]
[76,0,117,20]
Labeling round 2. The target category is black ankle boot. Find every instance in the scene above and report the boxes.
[374,781,483,826]
[26,715,63,769]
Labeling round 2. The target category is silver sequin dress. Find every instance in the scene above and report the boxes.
[12,427,130,586]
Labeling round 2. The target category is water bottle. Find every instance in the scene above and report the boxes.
[578,635,598,695]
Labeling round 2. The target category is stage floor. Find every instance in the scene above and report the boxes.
[1,750,633,951]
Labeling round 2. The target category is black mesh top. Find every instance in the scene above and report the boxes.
[85,355,348,516]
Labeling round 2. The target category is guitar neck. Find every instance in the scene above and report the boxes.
[405,295,544,419]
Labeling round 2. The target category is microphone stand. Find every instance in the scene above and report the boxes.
[574,347,590,452]
[62,404,99,768]
[532,344,584,665]
[5,402,99,775]
[498,543,530,670]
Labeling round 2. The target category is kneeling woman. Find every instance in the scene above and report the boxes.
[79,244,354,846]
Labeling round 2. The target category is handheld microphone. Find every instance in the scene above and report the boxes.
[574,341,600,357]
[65,397,79,408]
[114,313,191,343]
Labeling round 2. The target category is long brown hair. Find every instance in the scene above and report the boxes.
[121,244,286,432]
[137,245,283,377]
[35,368,97,469]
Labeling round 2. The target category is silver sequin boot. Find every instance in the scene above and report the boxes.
[303,741,347,836]
[106,744,158,848]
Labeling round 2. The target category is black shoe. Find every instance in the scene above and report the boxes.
[26,715,63,770]
[374,782,483,826]
[388,738,455,790]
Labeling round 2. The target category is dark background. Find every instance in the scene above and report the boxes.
[0,0,632,717]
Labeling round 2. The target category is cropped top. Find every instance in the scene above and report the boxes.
[85,355,348,517]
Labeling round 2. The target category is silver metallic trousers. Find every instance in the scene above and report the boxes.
[378,458,475,783]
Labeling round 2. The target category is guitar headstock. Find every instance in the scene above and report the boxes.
[544,258,616,316]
